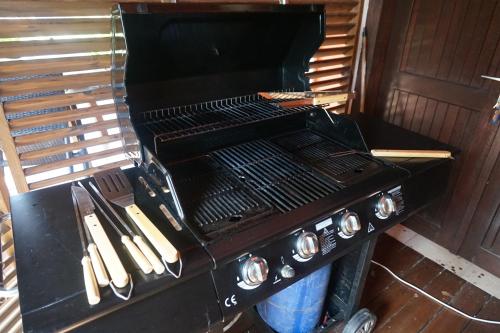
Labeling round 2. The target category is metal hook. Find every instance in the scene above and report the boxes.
[163,257,183,279]
[109,274,134,301]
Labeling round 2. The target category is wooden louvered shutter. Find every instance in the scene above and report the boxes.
[299,0,363,113]
[0,1,130,192]
[0,162,20,333]
[0,1,363,192]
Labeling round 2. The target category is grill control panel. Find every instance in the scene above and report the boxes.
[211,185,405,317]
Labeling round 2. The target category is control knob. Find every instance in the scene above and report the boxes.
[281,265,296,279]
[241,256,269,286]
[339,211,361,237]
[296,232,319,259]
[376,194,396,219]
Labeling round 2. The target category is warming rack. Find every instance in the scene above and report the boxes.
[138,94,318,142]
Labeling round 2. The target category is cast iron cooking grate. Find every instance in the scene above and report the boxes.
[167,157,271,234]
[138,94,316,142]
[272,130,384,184]
[315,153,374,177]
[212,140,341,213]
[188,175,268,230]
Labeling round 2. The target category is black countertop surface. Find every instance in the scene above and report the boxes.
[350,113,459,173]
[11,169,221,333]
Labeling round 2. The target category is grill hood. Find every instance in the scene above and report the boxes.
[114,3,325,114]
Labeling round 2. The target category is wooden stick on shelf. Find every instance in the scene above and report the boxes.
[371,149,452,159]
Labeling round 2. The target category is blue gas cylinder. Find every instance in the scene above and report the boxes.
[256,264,332,333]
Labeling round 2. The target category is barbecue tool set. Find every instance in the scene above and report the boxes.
[71,172,182,305]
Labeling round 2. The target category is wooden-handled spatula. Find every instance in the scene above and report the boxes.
[93,169,180,264]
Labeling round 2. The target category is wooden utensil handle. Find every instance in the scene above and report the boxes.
[88,243,109,287]
[122,235,153,274]
[125,204,179,264]
[133,235,165,274]
[371,149,452,159]
[81,256,100,305]
[312,93,349,105]
[85,213,129,288]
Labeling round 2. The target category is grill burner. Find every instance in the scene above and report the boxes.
[139,94,316,143]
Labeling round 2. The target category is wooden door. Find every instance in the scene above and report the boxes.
[367,0,500,274]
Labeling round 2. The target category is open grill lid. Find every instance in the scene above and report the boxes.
[114,3,325,114]
[111,2,326,164]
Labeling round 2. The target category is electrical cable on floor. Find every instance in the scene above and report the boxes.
[371,260,500,325]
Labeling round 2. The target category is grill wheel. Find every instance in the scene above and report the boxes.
[342,308,377,333]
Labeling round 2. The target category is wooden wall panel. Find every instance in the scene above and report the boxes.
[384,88,482,229]
[367,0,500,275]
[399,0,500,88]
[384,90,479,147]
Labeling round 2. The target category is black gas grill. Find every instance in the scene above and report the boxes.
[109,2,453,323]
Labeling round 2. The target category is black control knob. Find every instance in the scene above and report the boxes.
[376,194,396,220]
[241,256,269,286]
[296,232,319,259]
[339,211,361,237]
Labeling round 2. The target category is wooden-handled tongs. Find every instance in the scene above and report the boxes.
[258,91,355,108]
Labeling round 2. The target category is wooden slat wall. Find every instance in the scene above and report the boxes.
[0,0,362,193]
[304,0,362,113]
[0,163,21,333]
[0,1,129,192]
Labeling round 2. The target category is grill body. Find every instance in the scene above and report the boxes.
[110,2,455,324]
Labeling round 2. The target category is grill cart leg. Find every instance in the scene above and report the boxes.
[323,238,378,332]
